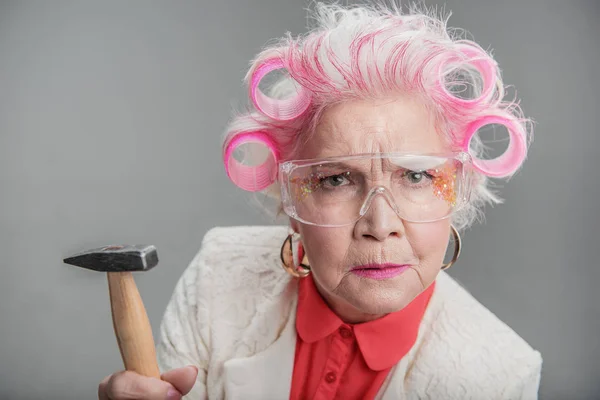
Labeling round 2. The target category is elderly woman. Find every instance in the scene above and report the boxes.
[99,3,542,400]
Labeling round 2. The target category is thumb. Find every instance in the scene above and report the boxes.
[160,365,199,396]
[102,371,180,400]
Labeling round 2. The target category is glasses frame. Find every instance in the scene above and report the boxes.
[278,151,476,227]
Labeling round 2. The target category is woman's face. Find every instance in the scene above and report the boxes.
[291,95,452,323]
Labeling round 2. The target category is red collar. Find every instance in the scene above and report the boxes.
[296,274,435,371]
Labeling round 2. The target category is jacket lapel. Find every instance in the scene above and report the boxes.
[222,299,298,399]
[377,363,407,400]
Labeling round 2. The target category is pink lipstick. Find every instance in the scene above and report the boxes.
[350,263,410,280]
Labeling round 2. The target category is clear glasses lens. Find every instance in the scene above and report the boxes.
[282,155,469,226]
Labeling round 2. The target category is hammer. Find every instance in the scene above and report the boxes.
[63,244,161,378]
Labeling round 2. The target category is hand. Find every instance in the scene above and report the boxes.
[98,365,198,400]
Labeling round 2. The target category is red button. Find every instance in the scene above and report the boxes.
[325,372,337,383]
[339,326,352,339]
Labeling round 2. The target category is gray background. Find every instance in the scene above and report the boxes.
[0,0,598,399]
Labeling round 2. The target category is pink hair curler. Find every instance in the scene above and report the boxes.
[438,44,500,109]
[250,58,312,121]
[223,131,280,192]
[463,115,527,178]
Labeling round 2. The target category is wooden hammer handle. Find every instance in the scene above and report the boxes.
[107,271,161,378]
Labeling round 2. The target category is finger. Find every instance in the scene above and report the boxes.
[98,374,112,400]
[161,365,199,395]
[105,370,180,400]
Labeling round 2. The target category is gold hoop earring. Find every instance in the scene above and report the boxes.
[441,225,461,270]
[280,232,311,278]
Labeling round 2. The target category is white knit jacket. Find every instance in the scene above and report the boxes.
[156,225,542,400]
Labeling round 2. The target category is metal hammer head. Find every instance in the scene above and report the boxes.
[63,244,159,272]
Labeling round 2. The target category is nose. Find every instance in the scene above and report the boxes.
[354,186,405,241]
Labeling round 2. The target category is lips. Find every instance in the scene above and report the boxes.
[350,263,410,280]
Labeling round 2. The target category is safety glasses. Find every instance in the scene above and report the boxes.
[279,152,475,227]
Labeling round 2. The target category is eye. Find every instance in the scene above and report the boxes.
[321,173,350,188]
[402,170,433,185]
[407,171,424,183]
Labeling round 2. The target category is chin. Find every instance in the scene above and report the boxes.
[348,273,421,312]
[350,285,418,316]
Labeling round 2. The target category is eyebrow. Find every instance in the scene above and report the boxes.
[309,161,360,172]
[308,160,396,174]
[388,156,448,170]
[303,157,449,175]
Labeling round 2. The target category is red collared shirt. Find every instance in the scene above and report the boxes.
[290,274,435,400]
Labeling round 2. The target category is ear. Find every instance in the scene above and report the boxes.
[289,218,300,234]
